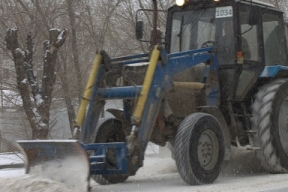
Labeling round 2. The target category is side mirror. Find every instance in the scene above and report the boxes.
[136,21,143,40]
[248,5,260,25]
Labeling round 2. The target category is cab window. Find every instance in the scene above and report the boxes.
[239,9,260,61]
[263,12,286,65]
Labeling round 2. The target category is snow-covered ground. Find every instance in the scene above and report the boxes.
[0,152,23,169]
[1,146,288,192]
[1,100,288,192]
[92,147,288,192]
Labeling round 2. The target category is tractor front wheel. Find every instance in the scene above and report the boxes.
[175,113,224,185]
[91,118,129,185]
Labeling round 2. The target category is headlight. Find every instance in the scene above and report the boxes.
[175,0,186,6]
[176,0,221,6]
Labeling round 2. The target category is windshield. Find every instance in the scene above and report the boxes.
[170,6,235,64]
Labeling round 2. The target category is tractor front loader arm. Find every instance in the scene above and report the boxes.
[128,46,219,166]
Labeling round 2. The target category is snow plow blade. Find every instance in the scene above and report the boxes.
[16,140,89,191]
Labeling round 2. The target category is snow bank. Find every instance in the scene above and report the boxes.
[0,175,74,192]
[27,156,89,192]
[0,153,23,165]
[0,150,88,192]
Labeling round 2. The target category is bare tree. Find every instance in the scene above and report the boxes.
[5,28,68,139]
[0,0,178,141]
[66,0,83,103]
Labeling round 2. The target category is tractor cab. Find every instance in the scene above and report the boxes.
[167,0,287,65]
[167,2,237,64]
[166,0,287,100]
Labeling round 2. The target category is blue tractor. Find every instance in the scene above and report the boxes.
[17,0,288,190]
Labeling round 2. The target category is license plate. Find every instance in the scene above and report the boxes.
[216,6,233,18]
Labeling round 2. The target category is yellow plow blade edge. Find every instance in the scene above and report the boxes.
[16,140,90,191]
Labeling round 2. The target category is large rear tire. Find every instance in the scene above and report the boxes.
[175,113,224,185]
[91,118,129,185]
[252,79,288,172]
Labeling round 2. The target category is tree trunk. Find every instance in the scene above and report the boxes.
[5,28,67,139]
[5,29,38,139]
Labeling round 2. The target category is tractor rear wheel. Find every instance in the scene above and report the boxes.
[91,118,129,185]
[252,79,288,172]
[175,113,224,185]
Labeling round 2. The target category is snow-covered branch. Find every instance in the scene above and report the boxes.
[5,28,68,139]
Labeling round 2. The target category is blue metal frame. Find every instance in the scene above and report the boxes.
[82,142,127,175]
[259,65,288,77]
[96,86,142,99]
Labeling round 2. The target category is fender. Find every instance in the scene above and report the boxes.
[259,65,288,77]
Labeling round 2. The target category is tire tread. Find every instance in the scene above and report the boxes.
[252,79,288,173]
[175,113,224,185]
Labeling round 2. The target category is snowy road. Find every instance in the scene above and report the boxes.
[1,146,288,192]
[92,147,288,192]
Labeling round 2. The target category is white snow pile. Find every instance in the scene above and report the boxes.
[27,156,89,192]
[0,175,73,192]
[0,153,88,192]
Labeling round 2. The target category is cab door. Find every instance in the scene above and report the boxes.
[234,3,264,100]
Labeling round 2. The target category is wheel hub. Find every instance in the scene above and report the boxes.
[197,130,219,170]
